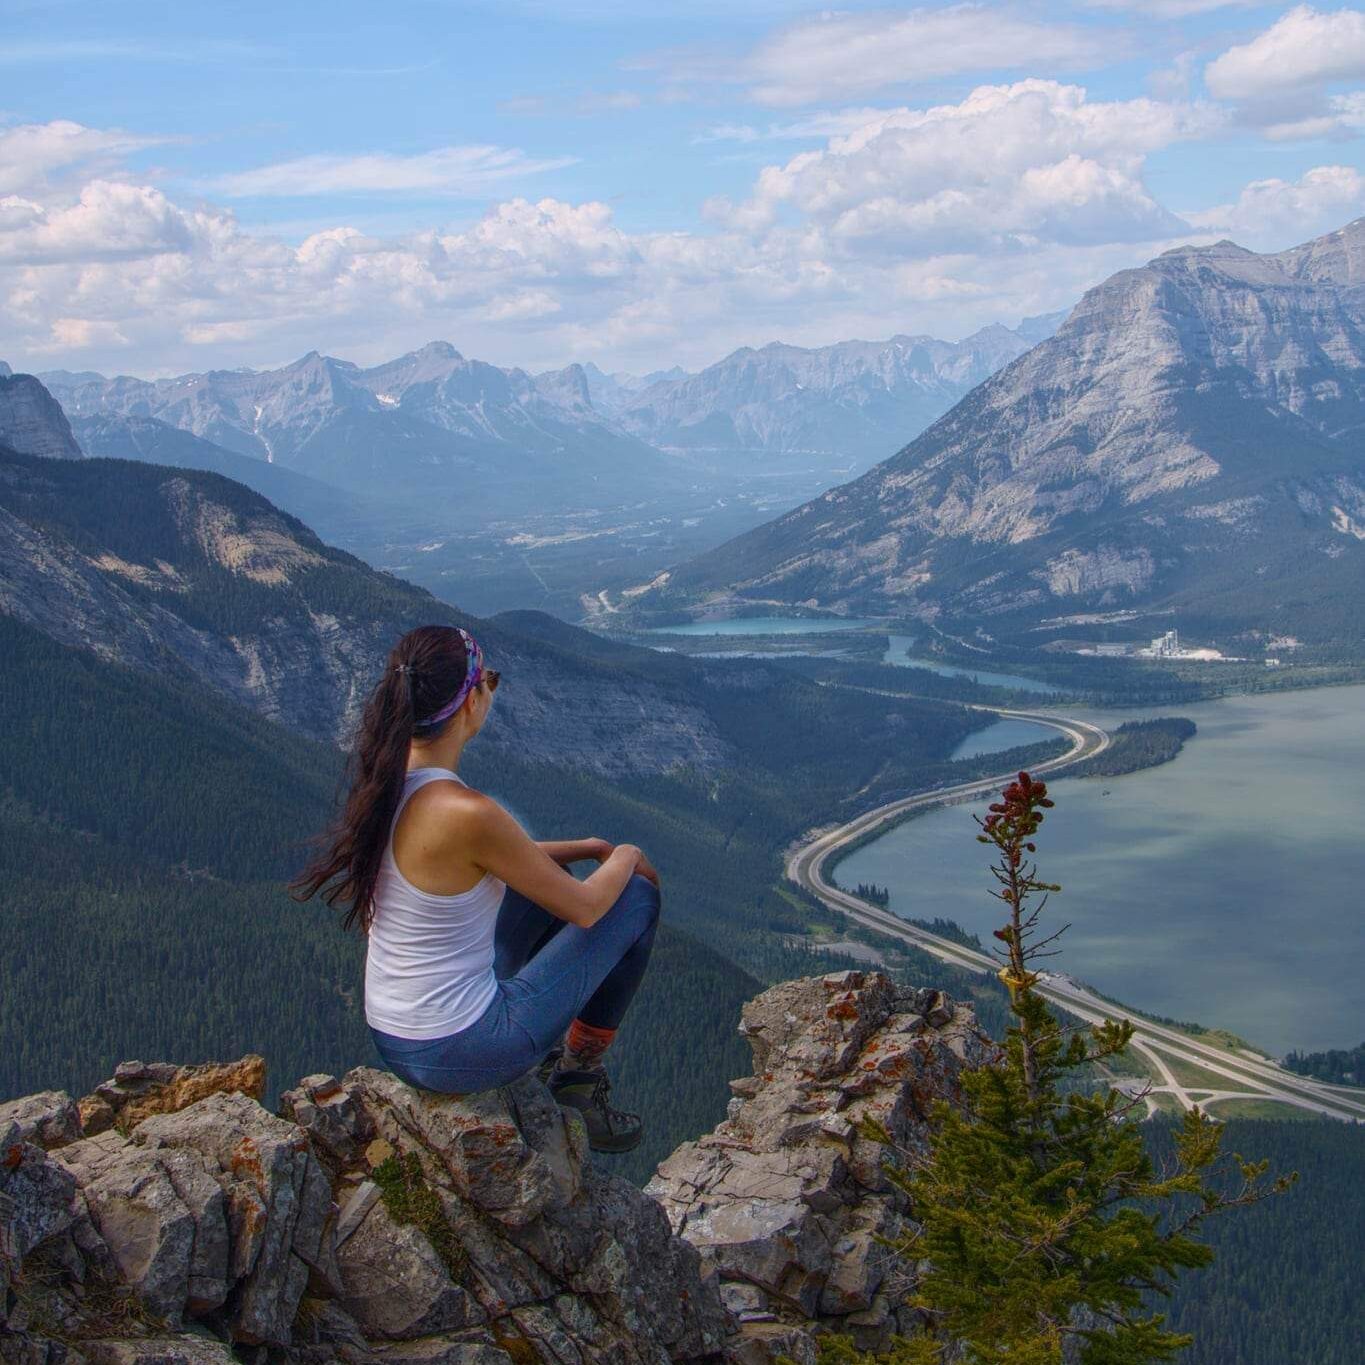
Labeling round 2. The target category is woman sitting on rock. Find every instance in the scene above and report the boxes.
[294,623,661,1154]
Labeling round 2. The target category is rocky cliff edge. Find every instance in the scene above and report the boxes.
[0,971,989,1365]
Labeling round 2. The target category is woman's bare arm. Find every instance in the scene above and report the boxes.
[537,838,610,865]
[468,797,639,928]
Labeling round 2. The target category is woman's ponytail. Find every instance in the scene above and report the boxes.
[291,626,470,932]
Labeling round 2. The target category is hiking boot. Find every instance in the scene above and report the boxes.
[546,1066,644,1153]
[533,1044,564,1085]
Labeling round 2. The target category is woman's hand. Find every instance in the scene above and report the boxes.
[631,847,661,890]
[584,836,660,888]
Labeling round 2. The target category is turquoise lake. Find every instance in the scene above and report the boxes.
[645,616,886,635]
[834,685,1365,1058]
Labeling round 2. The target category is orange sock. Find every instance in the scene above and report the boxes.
[559,1018,616,1071]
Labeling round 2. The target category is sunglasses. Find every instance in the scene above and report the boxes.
[482,668,501,693]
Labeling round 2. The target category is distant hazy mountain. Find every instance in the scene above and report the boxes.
[0,435,742,770]
[39,321,1064,513]
[613,318,1064,474]
[0,370,83,460]
[643,223,1365,646]
[41,343,684,515]
[70,412,392,545]
[579,362,691,416]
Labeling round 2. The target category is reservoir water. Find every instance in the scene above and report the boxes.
[951,718,1057,761]
[882,634,1061,694]
[645,616,885,635]
[835,685,1365,1058]
[643,618,1060,694]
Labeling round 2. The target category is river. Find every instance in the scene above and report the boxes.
[833,685,1365,1058]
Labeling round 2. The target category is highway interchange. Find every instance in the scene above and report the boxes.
[786,703,1365,1124]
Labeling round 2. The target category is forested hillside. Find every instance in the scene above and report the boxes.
[0,601,994,1182]
[1145,1118,1365,1365]
[0,612,768,1180]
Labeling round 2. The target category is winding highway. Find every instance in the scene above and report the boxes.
[785,702,1365,1124]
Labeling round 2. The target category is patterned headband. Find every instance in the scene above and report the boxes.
[417,627,485,728]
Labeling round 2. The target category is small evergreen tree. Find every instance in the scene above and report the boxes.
[811,771,1294,1365]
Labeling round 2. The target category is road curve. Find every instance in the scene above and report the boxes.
[786,703,1365,1124]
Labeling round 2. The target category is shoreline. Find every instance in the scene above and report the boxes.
[785,691,1365,1118]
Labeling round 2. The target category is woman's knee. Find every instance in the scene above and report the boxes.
[626,871,661,917]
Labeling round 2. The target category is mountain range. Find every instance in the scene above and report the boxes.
[40,343,680,517]
[639,220,1365,650]
[33,316,1057,503]
[15,317,1058,617]
[611,318,1061,474]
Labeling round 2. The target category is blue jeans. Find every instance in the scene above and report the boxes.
[370,871,661,1094]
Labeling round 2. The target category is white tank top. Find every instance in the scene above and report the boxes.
[364,767,504,1039]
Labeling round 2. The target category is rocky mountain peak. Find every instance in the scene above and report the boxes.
[0,372,84,460]
[0,969,987,1363]
[532,362,594,414]
[650,214,1365,637]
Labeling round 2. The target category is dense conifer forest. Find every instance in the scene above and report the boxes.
[1067,717,1198,778]
[1144,1117,1365,1365]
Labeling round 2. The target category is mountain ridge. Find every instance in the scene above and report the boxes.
[638,219,1365,647]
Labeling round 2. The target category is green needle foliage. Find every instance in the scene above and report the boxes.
[813,772,1295,1365]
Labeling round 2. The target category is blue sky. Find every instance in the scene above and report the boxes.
[5,1,1365,376]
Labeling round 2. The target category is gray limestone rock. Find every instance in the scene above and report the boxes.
[343,1070,558,1228]
[648,969,990,1353]
[75,1340,237,1364]
[131,1093,330,1345]
[369,1333,514,1364]
[0,1142,82,1268]
[0,375,83,460]
[1,968,985,1364]
[278,1076,373,1172]
[53,1131,221,1326]
[335,1199,483,1341]
[0,1093,81,1152]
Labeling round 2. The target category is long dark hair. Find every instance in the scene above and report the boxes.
[292,624,471,932]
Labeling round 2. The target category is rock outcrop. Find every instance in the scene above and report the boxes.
[647,973,987,1358]
[1,972,988,1363]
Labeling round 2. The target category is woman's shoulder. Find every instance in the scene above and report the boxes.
[393,778,504,866]
[406,774,488,810]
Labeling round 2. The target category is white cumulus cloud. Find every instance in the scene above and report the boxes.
[712,82,1213,251]
[1205,5,1365,137]
[1184,164,1365,244]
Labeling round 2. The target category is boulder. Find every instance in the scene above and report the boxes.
[76,1338,238,1364]
[0,1142,82,1269]
[335,1199,484,1340]
[370,1333,514,1364]
[53,1130,225,1326]
[291,1067,730,1363]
